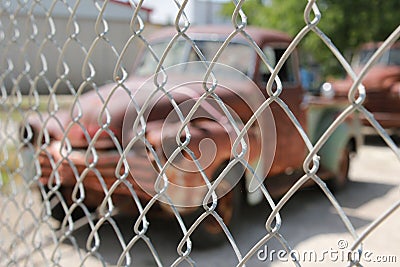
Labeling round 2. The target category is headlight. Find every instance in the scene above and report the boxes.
[321,82,335,98]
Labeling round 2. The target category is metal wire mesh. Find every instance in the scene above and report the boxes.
[0,0,399,266]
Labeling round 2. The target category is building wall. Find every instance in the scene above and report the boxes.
[1,1,158,94]
[143,0,229,25]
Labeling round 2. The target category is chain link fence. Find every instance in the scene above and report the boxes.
[1,0,399,266]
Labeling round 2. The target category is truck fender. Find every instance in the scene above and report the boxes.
[308,107,359,176]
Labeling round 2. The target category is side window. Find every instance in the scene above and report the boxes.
[259,46,296,88]
[388,48,400,66]
[259,46,276,86]
[352,49,376,68]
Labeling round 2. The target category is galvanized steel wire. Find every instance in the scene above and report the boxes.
[0,0,399,266]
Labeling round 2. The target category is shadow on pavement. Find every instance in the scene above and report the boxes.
[364,134,400,147]
[64,177,396,266]
[335,180,395,209]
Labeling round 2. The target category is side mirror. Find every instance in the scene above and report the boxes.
[320,82,335,99]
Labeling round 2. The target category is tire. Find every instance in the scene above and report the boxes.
[41,185,93,224]
[188,163,243,248]
[327,144,351,192]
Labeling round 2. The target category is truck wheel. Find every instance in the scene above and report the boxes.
[189,163,243,248]
[41,185,93,224]
[328,144,351,192]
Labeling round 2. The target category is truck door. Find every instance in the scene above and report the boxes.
[257,45,307,177]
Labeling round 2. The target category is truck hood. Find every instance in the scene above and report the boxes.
[26,71,259,149]
[329,65,400,96]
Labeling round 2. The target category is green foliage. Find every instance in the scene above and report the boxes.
[221,0,400,76]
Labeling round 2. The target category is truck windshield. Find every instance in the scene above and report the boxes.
[355,47,400,67]
[135,39,254,79]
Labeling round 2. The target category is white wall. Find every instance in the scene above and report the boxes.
[144,0,229,25]
[1,1,158,94]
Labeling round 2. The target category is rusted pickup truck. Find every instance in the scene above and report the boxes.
[26,26,360,245]
[321,41,400,130]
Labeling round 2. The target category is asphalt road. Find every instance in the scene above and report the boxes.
[2,136,399,266]
[64,137,400,266]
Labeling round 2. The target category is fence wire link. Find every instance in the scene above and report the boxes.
[0,0,399,266]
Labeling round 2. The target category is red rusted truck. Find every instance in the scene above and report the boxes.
[321,41,400,131]
[25,26,360,245]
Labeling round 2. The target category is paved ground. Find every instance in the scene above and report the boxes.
[1,136,399,266]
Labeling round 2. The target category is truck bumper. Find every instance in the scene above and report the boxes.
[38,141,158,211]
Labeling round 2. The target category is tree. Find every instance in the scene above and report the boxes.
[221,0,400,77]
